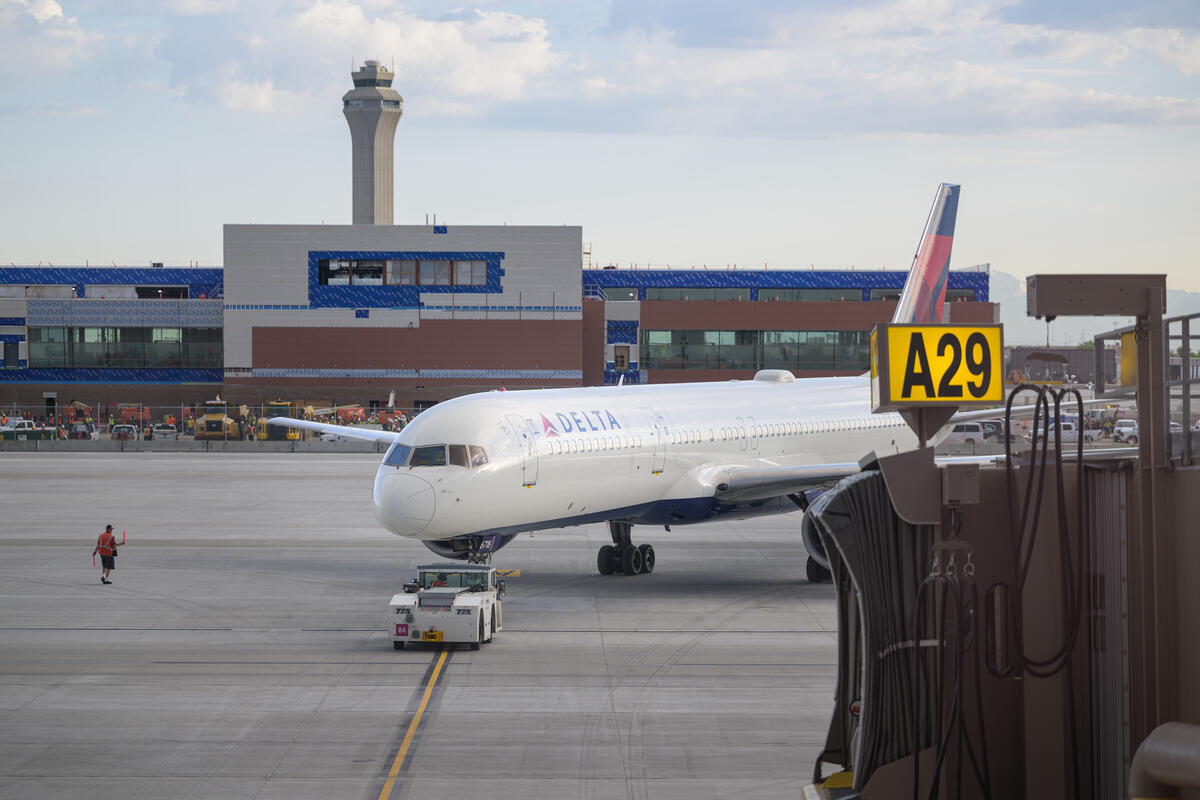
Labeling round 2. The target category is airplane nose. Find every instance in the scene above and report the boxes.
[374,472,436,536]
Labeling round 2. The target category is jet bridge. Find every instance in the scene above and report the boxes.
[803,275,1200,799]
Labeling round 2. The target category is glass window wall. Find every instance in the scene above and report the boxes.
[758,288,862,302]
[26,326,222,369]
[351,260,384,285]
[641,329,870,372]
[644,288,749,301]
[419,260,452,286]
[387,260,417,285]
[453,260,486,286]
[26,326,67,367]
[147,328,182,367]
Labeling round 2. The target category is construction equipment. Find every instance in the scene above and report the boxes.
[256,400,307,441]
[192,398,239,440]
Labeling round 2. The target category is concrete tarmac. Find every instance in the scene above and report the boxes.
[0,453,838,800]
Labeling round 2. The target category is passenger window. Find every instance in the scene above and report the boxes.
[384,443,412,467]
[410,445,447,466]
[448,444,468,467]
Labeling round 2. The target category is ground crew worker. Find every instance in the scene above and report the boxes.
[92,524,121,585]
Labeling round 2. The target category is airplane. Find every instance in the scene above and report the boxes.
[269,184,1041,582]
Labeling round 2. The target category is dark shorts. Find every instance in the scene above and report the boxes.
[100,555,115,570]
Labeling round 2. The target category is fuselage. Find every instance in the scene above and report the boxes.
[372,372,926,542]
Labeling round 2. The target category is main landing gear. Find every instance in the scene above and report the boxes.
[597,521,655,576]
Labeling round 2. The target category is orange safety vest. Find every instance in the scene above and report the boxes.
[96,531,117,556]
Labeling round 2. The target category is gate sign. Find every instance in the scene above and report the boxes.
[870,323,1003,411]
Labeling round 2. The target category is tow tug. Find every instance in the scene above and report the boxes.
[389,563,505,650]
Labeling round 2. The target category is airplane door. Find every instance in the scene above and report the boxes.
[640,408,666,474]
[746,416,758,450]
[735,416,747,451]
[505,414,538,486]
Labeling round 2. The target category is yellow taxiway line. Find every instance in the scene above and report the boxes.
[377,647,450,800]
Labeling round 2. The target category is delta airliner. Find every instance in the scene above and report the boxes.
[272,183,981,580]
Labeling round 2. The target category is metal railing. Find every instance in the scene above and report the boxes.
[1093,311,1200,466]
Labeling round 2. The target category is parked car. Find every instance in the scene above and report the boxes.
[149,423,178,440]
[1026,421,1096,444]
[979,419,1006,440]
[942,422,985,445]
[110,423,138,440]
[68,422,95,440]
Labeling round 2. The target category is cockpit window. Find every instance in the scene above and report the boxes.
[448,444,468,467]
[384,443,412,467]
[469,445,488,466]
[410,445,447,466]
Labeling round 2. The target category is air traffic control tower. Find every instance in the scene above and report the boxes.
[343,60,402,225]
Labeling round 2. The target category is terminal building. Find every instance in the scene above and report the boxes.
[0,259,993,413]
[0,60,995,415]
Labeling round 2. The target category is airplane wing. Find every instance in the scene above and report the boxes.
[949,397,1113,424]
[713,464,862,503]
[266,417,400,443]
[712,447,1138,504]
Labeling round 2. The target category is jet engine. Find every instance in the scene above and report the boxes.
[421,534,517,561]
[798,488,833,583]
[801,510,830,570]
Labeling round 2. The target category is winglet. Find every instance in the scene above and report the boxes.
[892,183,959,324]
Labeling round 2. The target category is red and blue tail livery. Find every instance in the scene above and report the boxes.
[892,183,959,325]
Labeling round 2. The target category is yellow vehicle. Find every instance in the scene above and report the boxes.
[257,400,307,441]
[193,399,239,440]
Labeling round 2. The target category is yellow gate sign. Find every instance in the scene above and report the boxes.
[871,323,1003,411]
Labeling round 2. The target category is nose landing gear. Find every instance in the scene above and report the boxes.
[465,537,493,564]
[597,521,655,576]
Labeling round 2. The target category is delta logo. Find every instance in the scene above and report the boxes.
[540,409,623,438]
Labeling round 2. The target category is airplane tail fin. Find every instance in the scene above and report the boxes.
[891,183,959,324]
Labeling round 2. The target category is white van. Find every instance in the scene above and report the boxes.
[942,422,985,445]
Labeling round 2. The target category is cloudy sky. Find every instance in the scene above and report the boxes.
[2,0,1197,316]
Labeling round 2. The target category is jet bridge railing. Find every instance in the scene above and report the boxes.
[1093,310,1200,466]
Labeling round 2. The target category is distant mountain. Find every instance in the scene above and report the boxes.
[990,270,1200,347]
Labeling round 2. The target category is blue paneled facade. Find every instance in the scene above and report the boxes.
[307,251,505,309]
[606,320,638,344]
[583,268,990,302]
[0,368,222,384]
[0,267,224,299]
